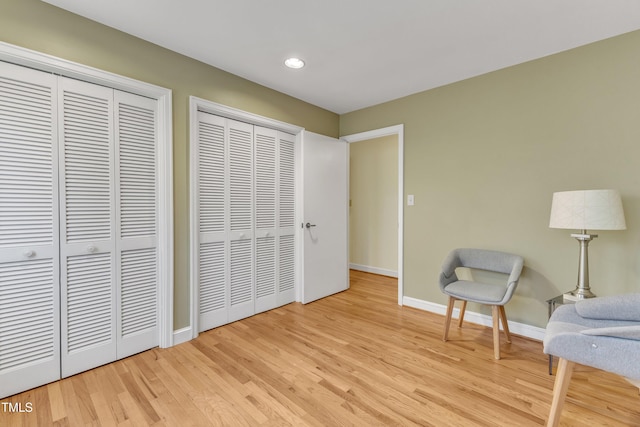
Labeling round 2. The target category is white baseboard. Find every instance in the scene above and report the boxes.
[626,378,640,389]
[402,296,545,341]
[172,326,193,346]
[350,263,398,278]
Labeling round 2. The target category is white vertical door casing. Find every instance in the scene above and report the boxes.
[59,77,117,378]
[115,91,159,358]
[277,132,296,307]
[227,119,254,322]
[301,131,349,304]
[0,62,61,398]
[197,112,228,331]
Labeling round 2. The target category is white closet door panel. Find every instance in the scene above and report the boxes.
[0,258,60,398]
[229,120,253,234]
[0,70,57,248]
[228,239,253,322]
[255,235,276,313]
[59,78,116,377]
[116,93,157,240]
[197,112,228,331]
[198,113,226,237]
[278,134,295,229]
[118,247,157,356]
[59,82,113,243]
[278,234,295,304]
[0,62,60,398]
[65,253,113,351]
[117,235,158,355]
[255,127,276,230]
[277,133,296,305]
[198,241,227,331]
[194,114,297,328]
[228,119,254,322]
[254,126,277,312]
[115,91,159,358]
[62,252,115,377]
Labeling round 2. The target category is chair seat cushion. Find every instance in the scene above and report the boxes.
[442,280,507,304]
[544,304,640,380]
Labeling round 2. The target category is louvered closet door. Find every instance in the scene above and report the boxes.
[115,91,159,358]
[228,119,254,322]
[58,77,117,378]
[254,127,296,312]
[254,127,277,313]
[197,112,228,331]
[277,132,296,306]
[195,113,296,331]
[0,62,60,399]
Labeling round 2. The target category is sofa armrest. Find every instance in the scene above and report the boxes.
[576,293,640,322]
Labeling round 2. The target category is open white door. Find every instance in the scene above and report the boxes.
[301,131,349,304]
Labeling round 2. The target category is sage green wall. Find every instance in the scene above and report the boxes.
[349,136,398,273]
[1,0,339,330]
[340,30,640,328]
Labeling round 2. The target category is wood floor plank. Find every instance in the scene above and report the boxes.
[33,387,52,427]
[2,270,639,426]
[47,382,66,423]
[243,380,308,426]
[175,341,269,425]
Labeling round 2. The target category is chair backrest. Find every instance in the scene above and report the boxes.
[439,248,524,291]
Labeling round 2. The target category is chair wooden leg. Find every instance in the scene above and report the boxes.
[547,358,575,427]
[492,305,501,359]
[443,296,456,341]
[498,305,511,343]
[457,300,467,328]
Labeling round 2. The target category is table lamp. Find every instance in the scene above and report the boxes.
[549,189,626,300]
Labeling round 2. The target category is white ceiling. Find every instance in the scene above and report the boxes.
[44,0,640,114]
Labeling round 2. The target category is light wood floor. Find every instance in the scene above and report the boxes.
[2,270,639,426]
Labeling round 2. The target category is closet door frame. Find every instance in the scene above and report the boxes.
[189,96,303,339]
[0,42,175,348]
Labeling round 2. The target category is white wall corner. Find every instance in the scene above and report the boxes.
[402,296,546,341]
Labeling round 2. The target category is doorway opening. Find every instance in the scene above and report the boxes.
[342,125,404,304]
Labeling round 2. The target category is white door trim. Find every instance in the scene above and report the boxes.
[342,125,405,305]
[0,42,175,348]
[189,96,304,338]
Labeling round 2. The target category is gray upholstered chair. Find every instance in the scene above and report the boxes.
[543,293,640,427]
[439,248,524,359]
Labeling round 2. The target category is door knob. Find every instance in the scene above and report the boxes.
[305,222,316,229]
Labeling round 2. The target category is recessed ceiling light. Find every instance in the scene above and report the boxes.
[284,57,305,69]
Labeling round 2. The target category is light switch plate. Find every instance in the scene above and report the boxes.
[407,195,414,206]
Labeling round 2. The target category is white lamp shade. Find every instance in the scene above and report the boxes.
[549,189,626,231]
